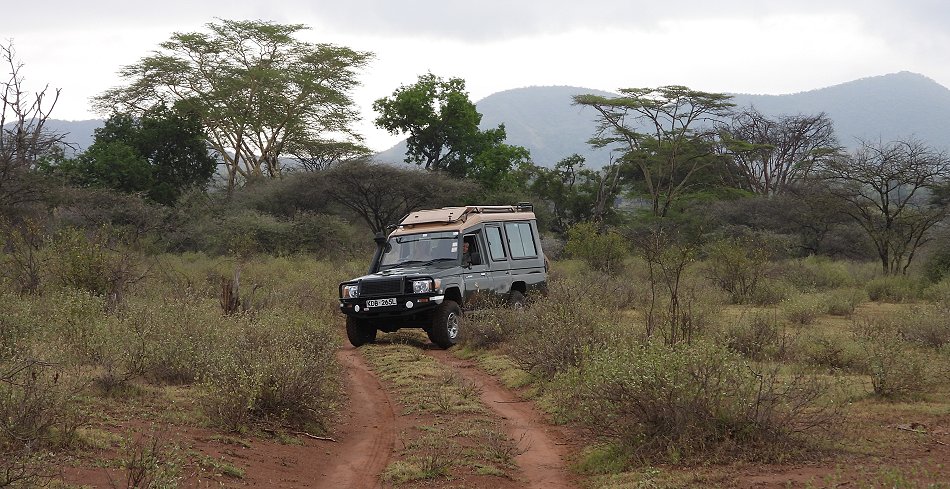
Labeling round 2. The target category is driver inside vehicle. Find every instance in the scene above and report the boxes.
[461,239,481,267]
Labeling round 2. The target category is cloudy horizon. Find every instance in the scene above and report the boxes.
[5,0,948,151]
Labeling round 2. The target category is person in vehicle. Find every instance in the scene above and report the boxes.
[461,240,480,267]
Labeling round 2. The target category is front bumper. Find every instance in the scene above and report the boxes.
[339,294,445,318]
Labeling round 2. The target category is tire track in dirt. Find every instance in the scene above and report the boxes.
[312,345,396,489]
[427,350,578,489]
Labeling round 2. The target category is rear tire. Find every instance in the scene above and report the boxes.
[346,316,377,347]
[429,300,462,349]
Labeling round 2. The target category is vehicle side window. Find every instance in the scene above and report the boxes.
[486,226,507,261]
[504,222,537,259]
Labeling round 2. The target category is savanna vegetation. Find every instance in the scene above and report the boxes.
[2,16,950,488]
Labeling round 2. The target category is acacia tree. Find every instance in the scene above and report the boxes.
[574,86,734,217]
[94,19,372,191]
[322,159,476,233]
[722,108,840,196]
[0,42,65,213]
[822,139,950,274]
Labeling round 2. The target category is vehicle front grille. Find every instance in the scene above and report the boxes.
[360,278,403,297]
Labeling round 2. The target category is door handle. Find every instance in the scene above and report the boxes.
[480,272,487,276]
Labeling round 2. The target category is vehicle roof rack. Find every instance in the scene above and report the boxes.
[398,203,534,227]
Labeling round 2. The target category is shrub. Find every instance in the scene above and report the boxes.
[782,294,827,326]
[506,277,620,377]
[796,332,865,372]
[748,279,796,306]
[824,288,867,317]
[557,340,839,462]
[0,359,85,486]
[723,311,786,361]
[780,256,855,292]
[894,304,950,349]
[852,317,937,400]
[923,238,950,283]
[198,314,340,431]
[565,222,628,274]
[704,234,774,304]
[865,275,923,303]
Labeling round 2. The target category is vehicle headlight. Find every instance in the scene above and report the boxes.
[412,279,434,294]
[342,284,359,298]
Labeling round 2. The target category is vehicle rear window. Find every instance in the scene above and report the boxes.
[504,222,537,259]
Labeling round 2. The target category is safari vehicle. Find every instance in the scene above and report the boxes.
[339,203,547,349]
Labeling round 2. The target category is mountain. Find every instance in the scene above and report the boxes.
[378,72,950,169]
[729,72,950,150]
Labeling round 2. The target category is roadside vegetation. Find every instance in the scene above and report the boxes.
[3,17,950,488]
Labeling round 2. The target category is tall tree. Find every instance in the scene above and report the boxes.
[93,19,372,191]
[374,73,531,184]
[0,42,65,213]
[373,74,482,174]
[47,103,217,205]
[822,139,950,274]
[574,86,734,217]
[722,108,840,196]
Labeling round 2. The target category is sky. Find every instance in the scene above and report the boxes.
[4,0,949,152]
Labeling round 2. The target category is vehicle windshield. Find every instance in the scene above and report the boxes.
[378,231,460,269]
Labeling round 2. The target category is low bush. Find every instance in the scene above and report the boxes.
[852,317,937,400]
[747,279,796,306]
[198,314,340,432]
[865,275,923,303]
[723,311,787,361]
[795,331,865,372]
[505,277,621,377]
[565,222,628,274]
[824,287,867,317]
[782,294,827,326]
[779,256,855,292]
[894,304,950,350]
[556,340,839,463]
[0,359,86,487]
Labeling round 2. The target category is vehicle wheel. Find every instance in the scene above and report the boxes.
[429,300,462,349]
[346,316,377,347]
[509,290,526,309]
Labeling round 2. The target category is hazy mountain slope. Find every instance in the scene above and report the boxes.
[379,72,950,169]
[730,72,950,150]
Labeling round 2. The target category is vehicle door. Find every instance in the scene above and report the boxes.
[484,224,512,296]
[461,230,492,307]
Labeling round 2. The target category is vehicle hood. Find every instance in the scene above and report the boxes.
[345,265,460,283]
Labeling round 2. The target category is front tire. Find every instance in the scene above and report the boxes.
[429,300,462,349]
[346,316,377,347]
[509,290,526,309]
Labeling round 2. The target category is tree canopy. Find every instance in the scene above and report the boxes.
[47,103,217,205]
[821,138,950,274]
[94,19,373,191]
[373,73,532,189]
[575,86,735,217]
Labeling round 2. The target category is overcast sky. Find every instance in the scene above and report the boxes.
[5,0,948,151]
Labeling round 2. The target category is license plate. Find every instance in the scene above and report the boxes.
[366,298,397,308]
